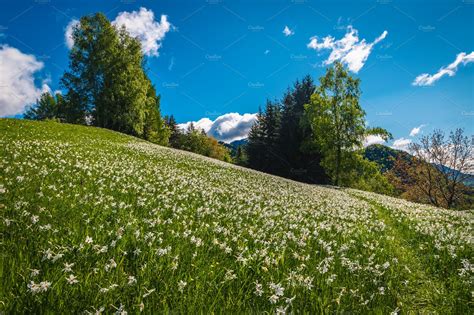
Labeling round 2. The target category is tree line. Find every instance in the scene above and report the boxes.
[242,62,472,208]
[244,63,393,194]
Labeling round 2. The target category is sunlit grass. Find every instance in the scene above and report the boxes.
[0,119,472,313]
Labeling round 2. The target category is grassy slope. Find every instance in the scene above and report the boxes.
[1,119,472,314]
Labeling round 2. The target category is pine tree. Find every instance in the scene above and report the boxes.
[278,75,328,183]
[246,101,282,173]
[261,100,282,173]
[234,146,248,166]
[164,115,182,147]
[24,92,62,121]
[246,107,266,170]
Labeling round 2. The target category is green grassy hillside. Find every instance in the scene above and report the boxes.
[1,119,472,313]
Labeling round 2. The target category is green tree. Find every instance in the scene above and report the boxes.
[61,13,168,144]
[246,107,266,170]
[164,115,182,147]
[279,75,327,183]
[24,92,62,121]
[305,62,391,186]
[172,124,231,162]
[246,101,282,173]
[234,146,248,166]
[262,100,282,173]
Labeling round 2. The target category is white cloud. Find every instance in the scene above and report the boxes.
[283,26,294,37]
[363,135,386,147]
[178,113,258,143]
[307,26,387,73]
[413,51,474,86]
[178,117,213,134]
[65,19,79,49]
[0,45,50,117]
[409,124,426,137]
[113,7,172,57]
[392,137,412,152]
[65,8,172,57]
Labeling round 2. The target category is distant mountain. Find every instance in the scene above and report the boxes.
[434,164,474,187]
[228,138,248,148]
[363,144,474,187]
[219,138,248,156]
[363,144,412,172]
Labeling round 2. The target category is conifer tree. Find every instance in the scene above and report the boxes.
[24,92,62,121]
[61,13,169,144]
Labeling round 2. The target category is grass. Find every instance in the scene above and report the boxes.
[0,119,472,313]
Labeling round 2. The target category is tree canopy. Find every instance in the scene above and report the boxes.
[59,13,168,144]
[304,62,391,189]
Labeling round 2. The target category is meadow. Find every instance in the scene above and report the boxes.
[0,119,472,314]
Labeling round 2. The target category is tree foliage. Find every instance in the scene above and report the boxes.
[305,62,391,188]
[24,92,64,121]
[60,13,168,144]
[246,101,282,173]
[246,77,327,183]
[163,121,232,162]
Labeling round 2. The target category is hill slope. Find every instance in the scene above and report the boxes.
[1,119,472,313]
[364,144,474,187]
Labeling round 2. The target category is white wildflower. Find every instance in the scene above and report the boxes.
[28,280,51,294]
[128,275,137,285]
[178,280,187,293]
[66,274,79,285]
[269,294,279,304]
[254,281,263,296]
[31,215,39,224]
[85,236,93,244]
[63,262,74,273]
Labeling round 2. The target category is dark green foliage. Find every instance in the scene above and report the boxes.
[246,78,328,183]
[234,146,248,166]
[363,144,412,172]
[246,107,267,170]
[60,13,168,144]
[279,75,327,183]
[246,101,282,173]
[164,115,181,147]
[24,92,63,121]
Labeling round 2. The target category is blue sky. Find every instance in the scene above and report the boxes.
[0,0,473,146]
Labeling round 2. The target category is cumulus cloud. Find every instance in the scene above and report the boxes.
[113,7,172,56]
[65,8,172,57]
[409,124,426,137]
[363,135,386,147]
[413,51,474,86]
[178,117,213,134]
[392,137,412,152]
[65,19,79,49]
[307,26,387,73]
[0,45,50,117]
[178,113,258,143]
[283,26,294,37]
